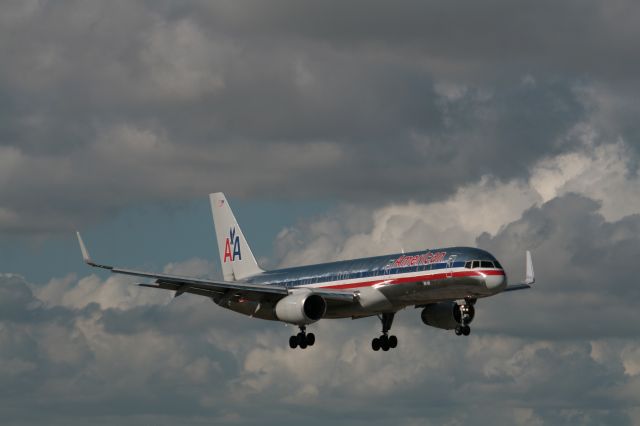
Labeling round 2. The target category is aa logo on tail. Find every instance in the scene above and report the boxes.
[223,227,242,262]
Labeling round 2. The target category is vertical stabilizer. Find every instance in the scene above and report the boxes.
[209,193,264,281]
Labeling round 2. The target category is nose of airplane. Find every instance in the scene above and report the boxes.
[485,272,507,292]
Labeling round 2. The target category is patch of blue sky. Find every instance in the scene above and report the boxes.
[0,197,335,285]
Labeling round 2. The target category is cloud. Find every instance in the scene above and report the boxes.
[5,137,640,423]
[275,139,640,269]
[139,18,229,100]
[4,265,639,425]
[4,1,640,234]
[3,1,640,424]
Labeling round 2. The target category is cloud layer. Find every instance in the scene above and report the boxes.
[3,140,640,424]
[2,0,640,233]
[2,1,640,424]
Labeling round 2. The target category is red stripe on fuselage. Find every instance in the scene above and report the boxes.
[320,269,505,290]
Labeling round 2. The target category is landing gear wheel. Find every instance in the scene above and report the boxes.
[289,326,315,349]
[372,338,381,351]
[462,325,471,336]
[372,312,397,351]
[455,326,463,336]
[381,336,390,351]
[297,332,309,349]
[306,333,315,346]
[388,335,398,348]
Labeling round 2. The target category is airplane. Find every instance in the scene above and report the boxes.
[76,192,535,351]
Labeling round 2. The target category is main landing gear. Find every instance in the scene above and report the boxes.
[454,299,475,337]
[372,312,398,352]
[289,326,315,350]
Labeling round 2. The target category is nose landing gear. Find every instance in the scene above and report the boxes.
[372,312,398,351]
[289,326,315,349]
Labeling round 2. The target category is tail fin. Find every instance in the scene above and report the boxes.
[209,193,264,281]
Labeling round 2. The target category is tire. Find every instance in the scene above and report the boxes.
[381,340,390,351]
[289,336,297,349]
[388,335,398,348]
[462,325,471,336]
[299,341,308,349]
[372,338,380,351]
[455,326,462,336]
[306,333,315,346]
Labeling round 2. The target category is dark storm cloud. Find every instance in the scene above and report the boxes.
[2,0,639,233]
[477,194,640,338]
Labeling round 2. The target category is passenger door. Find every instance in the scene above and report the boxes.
[446,255,457,278]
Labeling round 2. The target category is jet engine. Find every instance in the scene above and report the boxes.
[421,302,474,330]
[275,292,326,325]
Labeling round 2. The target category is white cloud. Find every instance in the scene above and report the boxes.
[531,138,640,221]
[277,137,640,268]
[32,258,214,311]
[33,273,171,310]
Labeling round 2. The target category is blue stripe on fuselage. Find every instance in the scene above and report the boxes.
[243,246,499,288]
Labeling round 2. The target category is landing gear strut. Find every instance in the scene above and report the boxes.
[372,312,398,351]
[289,325,315,350]
[454,298,475,337]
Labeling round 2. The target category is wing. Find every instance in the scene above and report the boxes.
[76,232,355,303]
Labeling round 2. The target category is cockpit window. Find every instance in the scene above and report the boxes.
[467,260,499,268]
[494,261,502,269]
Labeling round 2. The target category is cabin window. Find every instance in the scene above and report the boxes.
[481,260,494,268]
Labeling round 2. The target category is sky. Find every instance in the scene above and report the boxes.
[2,0,640,424]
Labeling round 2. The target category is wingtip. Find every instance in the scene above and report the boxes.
[76,231,92,264]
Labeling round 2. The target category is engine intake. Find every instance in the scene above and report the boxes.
[275,292,326,325]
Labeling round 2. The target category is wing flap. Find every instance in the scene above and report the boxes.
[110,265,288,295]
[138,283,227,299]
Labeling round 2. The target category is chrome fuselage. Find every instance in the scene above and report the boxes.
[223,246,507,320]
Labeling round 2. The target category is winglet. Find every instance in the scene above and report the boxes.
[76,231,92,264]
[501,251,535,293]
[524,250,535,285]
[76,232,112,270]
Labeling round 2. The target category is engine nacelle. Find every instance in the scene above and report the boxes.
[275,292,327,325]
[421,302,474,330]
